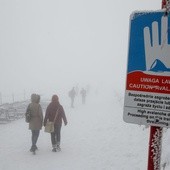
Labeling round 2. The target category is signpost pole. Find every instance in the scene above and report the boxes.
[147,127,163,170]
[162,0,166,8]
[123,1,170,169]
[147,2,165,170]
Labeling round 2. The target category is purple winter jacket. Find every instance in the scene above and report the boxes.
[44,101,67,126]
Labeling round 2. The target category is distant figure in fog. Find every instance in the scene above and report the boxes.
[68,87,76,108]
[80,88,86,104]
[25,94,43,153]
[44,95,67,152]
[86,84,90,94]
[75,85,79,96]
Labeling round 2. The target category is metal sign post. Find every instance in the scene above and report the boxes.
[148,127,162,170]
[123,1,170,169]
[124,12,170,128]
[147,2,168,170]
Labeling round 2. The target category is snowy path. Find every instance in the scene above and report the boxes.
[0,95,158,170]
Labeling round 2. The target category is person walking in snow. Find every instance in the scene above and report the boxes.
[80,88,86,104]
[68,87,76,108]
[44,95,67,152]
[75,85,79,96]
[25,93,43,153]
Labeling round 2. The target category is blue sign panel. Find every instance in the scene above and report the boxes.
[123,11,170,127]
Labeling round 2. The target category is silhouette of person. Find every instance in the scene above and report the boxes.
[44,95,67,152]
[75,85,79,96]
[25,94,43,153]
[80,88,86,104]
[68,87,76,108]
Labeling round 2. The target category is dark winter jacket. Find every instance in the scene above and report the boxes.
[44,100,67,127]
[26,94,43,130]
[69,88,76,99]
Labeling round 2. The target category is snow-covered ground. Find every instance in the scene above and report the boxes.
[0,92,169,170]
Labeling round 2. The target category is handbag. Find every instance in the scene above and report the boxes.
[44,120,54,133]
[25,112,31,123]
[44,108,59,133]
[25,106,32,123]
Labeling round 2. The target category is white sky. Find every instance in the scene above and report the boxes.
[0,0,161,102]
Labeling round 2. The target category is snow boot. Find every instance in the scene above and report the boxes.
[52,148,57,152]
[30,145,37,153]
[56,142,61,151]
[35,145,38,150]
[52,144,57,152]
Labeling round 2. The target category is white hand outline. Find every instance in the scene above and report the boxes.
[144,16,170,71]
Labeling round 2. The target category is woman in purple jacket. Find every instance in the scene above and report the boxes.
[44,95,67,152]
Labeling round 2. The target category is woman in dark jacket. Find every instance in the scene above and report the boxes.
[44,95,67,152]
[26,94,43,153]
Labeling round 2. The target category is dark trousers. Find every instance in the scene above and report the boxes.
[51,125,61,147]
[31,130,40,149]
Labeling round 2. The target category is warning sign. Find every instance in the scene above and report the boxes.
[123,11,170,128]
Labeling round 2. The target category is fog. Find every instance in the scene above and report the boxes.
[0,0,160,102]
